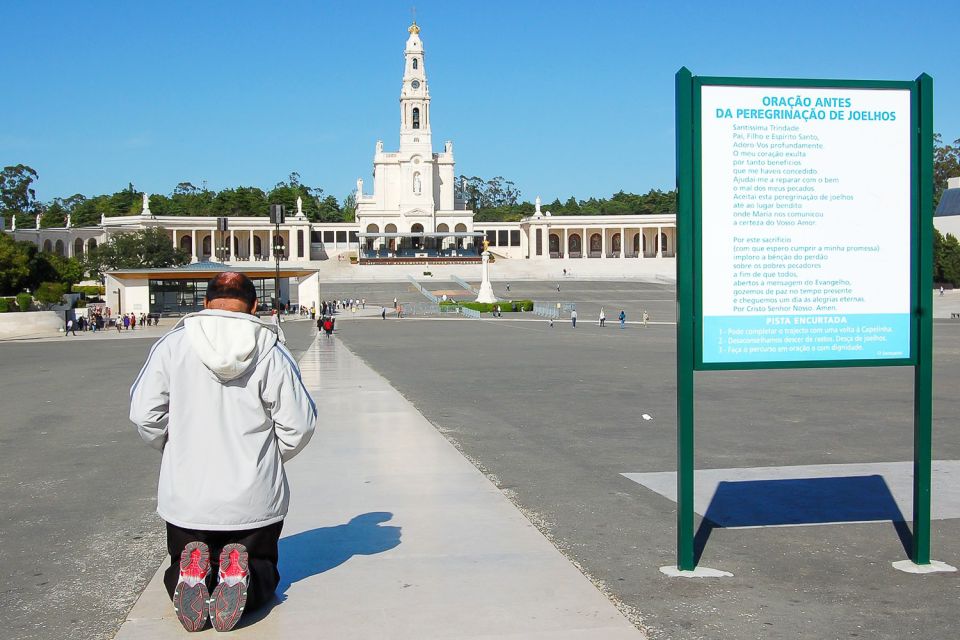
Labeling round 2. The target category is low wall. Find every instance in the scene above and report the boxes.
[0,311,64,340]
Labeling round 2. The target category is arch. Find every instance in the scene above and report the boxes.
[568,233,581,256]
[590,233,602,254]
[437,223,449,232]
[412,58,418,70]
[612,233,621,254]
[659,232,668,255]
[411,223,424,250]
[385,223,398,233]
[633,233,641,255]
[233,236,240,258]
[180,235,192,255]
[253,235,262,256]
[366,223,380,233]
[412,107,420,129]
[74,238,84,256]
[43,239,53,253]
[87,238,97,252]
[454,223,467,232]
[55,239,64,256]
[549,234,560,255]
[202,235,211,257]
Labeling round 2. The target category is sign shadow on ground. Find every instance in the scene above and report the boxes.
[693,475,910,563]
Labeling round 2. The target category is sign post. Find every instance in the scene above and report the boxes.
[674,69,944,573]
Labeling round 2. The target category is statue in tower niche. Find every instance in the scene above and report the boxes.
[413,173,421,195]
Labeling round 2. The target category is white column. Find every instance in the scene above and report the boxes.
[656,226,662,258]
[191,229,197,261]
[620,227,626,259]
[229,229,235,261]
[583,227,587,258]
[601,228,606,259]
[639,227,645,259]
[563,228,568,258]
[172,230,177,249]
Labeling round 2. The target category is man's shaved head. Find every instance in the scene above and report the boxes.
[206,272,257,311]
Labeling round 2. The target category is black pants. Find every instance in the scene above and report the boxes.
[163,520,283,612]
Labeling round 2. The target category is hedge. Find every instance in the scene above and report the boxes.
[441,300,533,313]
[72,285,105,296]
[0,298,10,313]
[16,293,33,312]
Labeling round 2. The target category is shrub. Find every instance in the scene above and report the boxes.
[16,292,33,312]
[0,297,10,313]
[35,282,66,308]
[71,285,105,296]
[459,300,533,313]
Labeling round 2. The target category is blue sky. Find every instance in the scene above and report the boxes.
[2,0,958,204]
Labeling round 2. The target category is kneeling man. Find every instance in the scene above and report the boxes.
[130,273,317,632]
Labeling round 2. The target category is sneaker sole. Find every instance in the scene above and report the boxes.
[173,542,211,632]
[210,543,249,632]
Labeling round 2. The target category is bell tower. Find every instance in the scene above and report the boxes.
[399,21,431,152]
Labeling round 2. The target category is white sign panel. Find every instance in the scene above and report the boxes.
[700,85,912,364]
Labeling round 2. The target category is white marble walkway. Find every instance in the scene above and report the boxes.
[113,334,644,639]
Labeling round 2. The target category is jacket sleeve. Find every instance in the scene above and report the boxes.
[129,339,171,451]
[265,347,317,462]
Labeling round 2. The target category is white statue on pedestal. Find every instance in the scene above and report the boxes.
[141,192,151,216]
[475,250,498,304]
[535,195,542,215]
[356,177,364,198]
[66,213,71,228]
[100,213,106,225]
[375,140,383,153]
[35,214,40,230]
[11,215,16,231]
[296,195,304,218]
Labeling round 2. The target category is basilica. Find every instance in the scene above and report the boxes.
[3,22,677,315]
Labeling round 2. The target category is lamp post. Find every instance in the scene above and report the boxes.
[269,204,286,312]
[215,217,229,262]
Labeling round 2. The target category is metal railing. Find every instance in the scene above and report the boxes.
[533,301,560,318]
[459,306,481,319]
[451,274,477,294]
[407,275,439,303]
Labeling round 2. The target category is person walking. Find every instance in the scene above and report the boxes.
[123,314,130,331]
[506,283,510,293]
[619,309,626,329]
[642,309,650,328]
[381,307,386,320]
[129,273,316,633]
[571,308,577,328]
[65,318,76,336]
[130,313,137,331]
[599,308,605,327]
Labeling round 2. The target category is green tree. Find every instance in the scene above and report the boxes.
[934,133,960,208]
[85,227,190,278]
[0,233,34,294]
[0,164,40,229]
[34,282,66,309]
[941,232,960,287]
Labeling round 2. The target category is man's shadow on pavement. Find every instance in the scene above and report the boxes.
[238,512,401,627]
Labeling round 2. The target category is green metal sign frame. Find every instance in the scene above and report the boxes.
[675,68,934,571]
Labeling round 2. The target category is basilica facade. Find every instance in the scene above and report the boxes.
[3,22,676,269]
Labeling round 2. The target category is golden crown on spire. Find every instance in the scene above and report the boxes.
[408,21,420,35]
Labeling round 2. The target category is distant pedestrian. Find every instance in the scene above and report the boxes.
[642,310,649,327]
[131,313,137,330]
[563,269,566,277]
[557,283,561,292]
[322,317,334,336]
[381,307,386,320]
[506,283,510,292]
[66,318,76,336]
[361,298,366,309]
[940,286,945,297]
[115,318,122,333]
[123,315,130,330]
[599,308,605,327]
[619,310,626,329]
[549,318,554,327]
[571,309,577,328]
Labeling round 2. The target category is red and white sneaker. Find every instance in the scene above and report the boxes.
[209,543,250,632]
[173,541,211,632]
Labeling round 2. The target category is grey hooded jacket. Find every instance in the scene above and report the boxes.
[129,309,317,530]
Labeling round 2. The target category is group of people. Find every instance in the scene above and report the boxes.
[319,299,365,317]
[556,308,649,329]
[65,311,160,335]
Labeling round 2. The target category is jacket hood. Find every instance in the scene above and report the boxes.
[178,309,281,382]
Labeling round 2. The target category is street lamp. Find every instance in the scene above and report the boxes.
[269,204,286,312]
[215,217,229,262]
